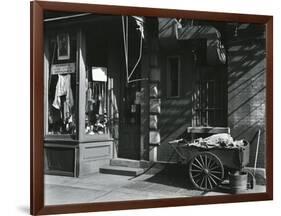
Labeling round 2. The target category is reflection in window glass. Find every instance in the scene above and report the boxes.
[85,67,108,135]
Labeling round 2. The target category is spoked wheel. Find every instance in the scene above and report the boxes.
[189,152,224,191]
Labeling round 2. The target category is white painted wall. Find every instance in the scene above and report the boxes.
[0,0,280,215]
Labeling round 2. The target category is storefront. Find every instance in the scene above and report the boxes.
[44,13,156,176]
[44,12,266,177]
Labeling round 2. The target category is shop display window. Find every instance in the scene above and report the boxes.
[47,32,77,136]
[85,67,108,135]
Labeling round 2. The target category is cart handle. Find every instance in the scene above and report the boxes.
[168,138,187,161]
[168,138,184,145]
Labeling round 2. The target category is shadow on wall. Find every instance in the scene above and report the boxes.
[156,23,266,168]
[227,23,266,168]
[158,97,192,162]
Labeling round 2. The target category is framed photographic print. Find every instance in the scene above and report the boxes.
[57,32,70,60]
[30,1,273,215]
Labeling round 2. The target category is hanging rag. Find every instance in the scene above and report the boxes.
[99,82,107,114]
[86,85,94,113]
[52,74,74,121]
[98,83,104,115]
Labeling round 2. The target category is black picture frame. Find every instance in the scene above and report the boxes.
[57,32,70,60]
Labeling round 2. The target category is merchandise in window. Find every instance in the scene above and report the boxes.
[47,32,77,135]
[85,67,108,135]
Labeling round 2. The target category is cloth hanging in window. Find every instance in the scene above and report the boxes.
[86,85,94,113]
[98,82,107,115]
[98,83,103,115]
[52,74,74,120]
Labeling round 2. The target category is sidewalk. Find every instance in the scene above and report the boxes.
[44,164,266,205]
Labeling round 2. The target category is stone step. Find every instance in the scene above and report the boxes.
[110,158,152,168]
[99,165,144,176]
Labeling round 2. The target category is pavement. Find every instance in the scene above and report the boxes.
[44,164,266,205]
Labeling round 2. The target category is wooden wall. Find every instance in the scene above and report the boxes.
[156,22,266,169]
[157,41,194,162]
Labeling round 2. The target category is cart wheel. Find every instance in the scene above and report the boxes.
[189,152,224,191]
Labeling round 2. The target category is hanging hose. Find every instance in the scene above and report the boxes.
[122,16,146,84]
[128,26,143,81]
[121,16,129,83]
[129,140,178,180]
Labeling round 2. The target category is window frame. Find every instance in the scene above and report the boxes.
[166,55,181,98]
[44,32,78,140]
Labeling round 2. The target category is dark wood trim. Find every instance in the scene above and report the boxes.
[30,2,33,214]
[31,1,273,215]
[39,193,271,215]
[37,0,271,23]
[31,1,44,215]
[265,16,273,200]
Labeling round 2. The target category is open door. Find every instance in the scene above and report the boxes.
[118,82,141,160]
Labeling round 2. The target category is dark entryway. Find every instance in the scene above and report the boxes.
[116,18,143,160]
[118,82,141,160]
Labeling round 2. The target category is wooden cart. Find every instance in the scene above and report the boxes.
[169,139,251,191]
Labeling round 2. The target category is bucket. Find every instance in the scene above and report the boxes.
[229,171,248,194]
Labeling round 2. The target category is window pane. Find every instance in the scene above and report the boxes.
[47,33,77,135]
[168,57,179,97]
[85,67,108,135]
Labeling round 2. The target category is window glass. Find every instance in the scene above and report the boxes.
[167,57,180,97]
[85,67,108,135]
[47,32,77,135]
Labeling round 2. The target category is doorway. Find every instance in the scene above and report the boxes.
[118,82,141,160]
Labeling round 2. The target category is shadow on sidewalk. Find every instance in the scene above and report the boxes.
[144,163,232,194]
[144,164,195,190]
